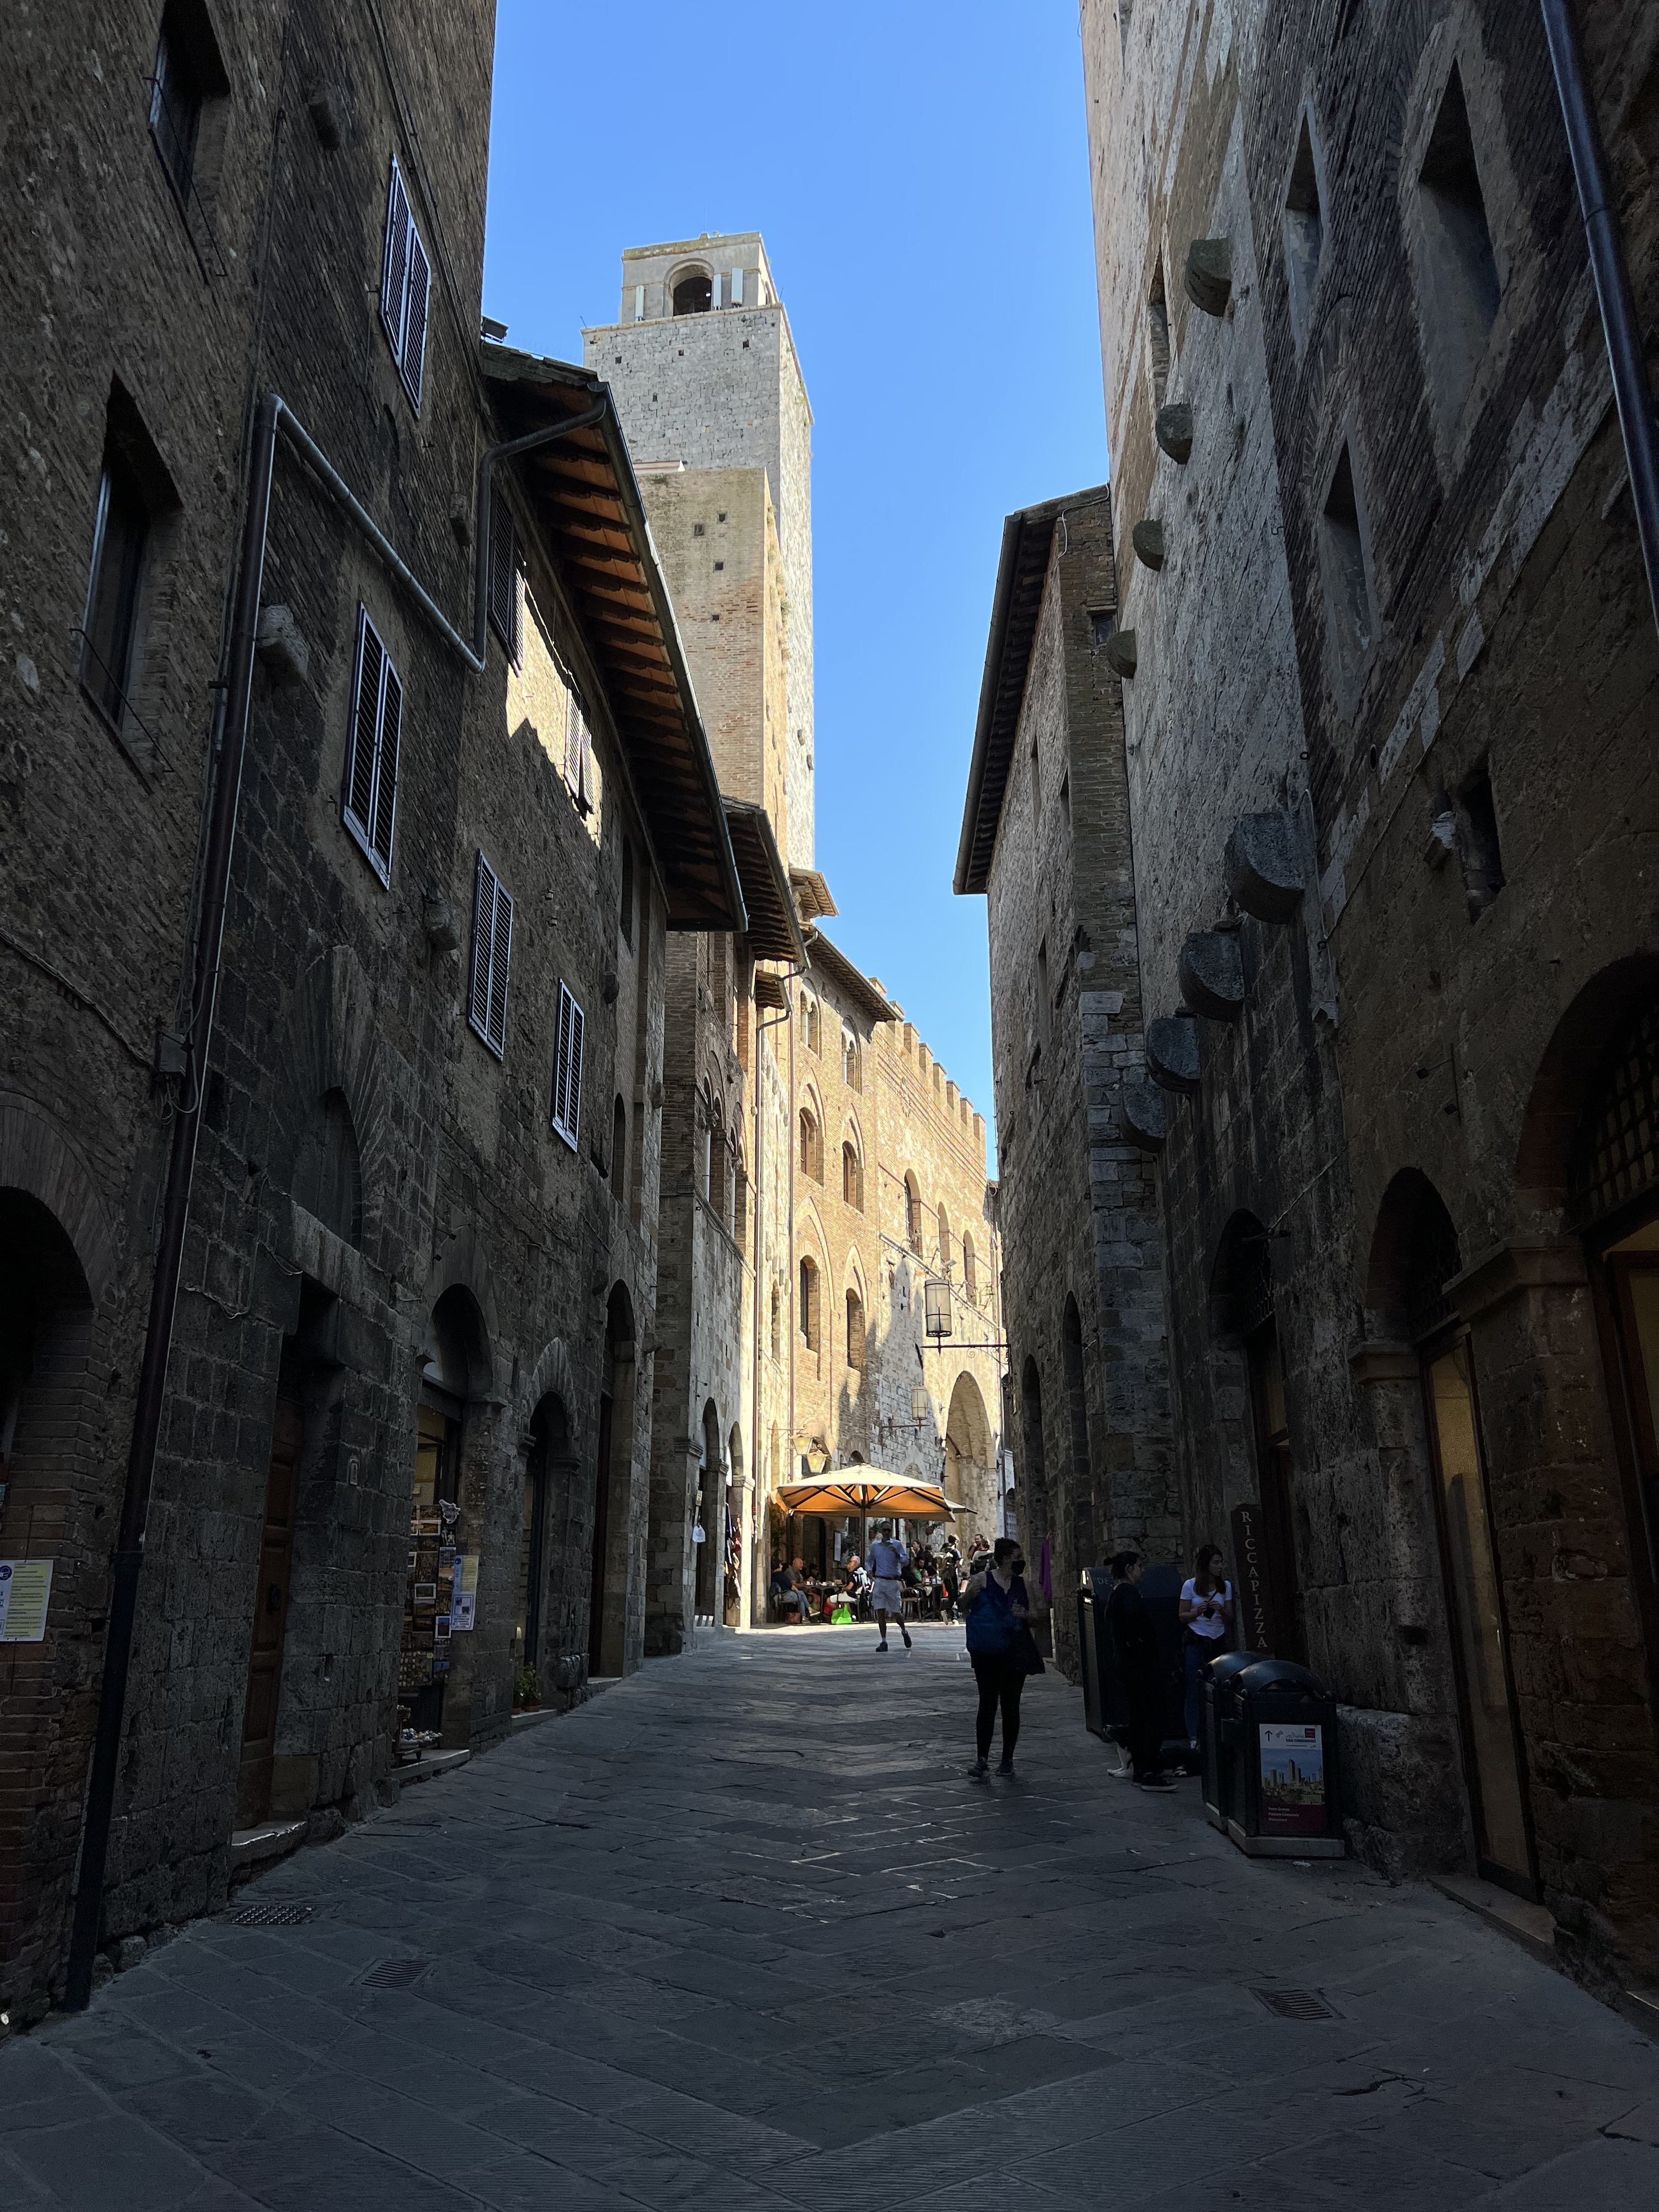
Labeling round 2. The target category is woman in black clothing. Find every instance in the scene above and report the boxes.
[962,1538,1045,1778]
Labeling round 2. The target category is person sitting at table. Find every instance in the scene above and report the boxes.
[770,1557,811,1625]
[844,1554,871,1620]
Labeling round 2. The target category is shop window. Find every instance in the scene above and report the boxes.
[1416,64,1501,432]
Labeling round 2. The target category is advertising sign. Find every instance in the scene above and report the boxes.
[1259,1721,1327,1835]
[451,1553,479,1631]
[1229,1501,1273,1652]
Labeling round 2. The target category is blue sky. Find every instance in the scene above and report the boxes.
[483,3,1108,1169]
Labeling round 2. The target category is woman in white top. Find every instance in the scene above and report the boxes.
[1178,1543,1234,1747]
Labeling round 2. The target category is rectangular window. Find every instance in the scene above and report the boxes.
[488,499,521,662]
[150,20,202,199]
[468,851,514,1059]
[551,982,585,1150]
[342,608,403,885]
[380,156,432,412]
[80,450,150,727]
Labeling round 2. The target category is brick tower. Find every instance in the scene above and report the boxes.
[583,232,815,863]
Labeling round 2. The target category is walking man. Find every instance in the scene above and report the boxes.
[1106,1550,1175,1791]
[866,1524,911,1651]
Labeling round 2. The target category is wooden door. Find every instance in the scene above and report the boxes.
[238,1397,303,1827]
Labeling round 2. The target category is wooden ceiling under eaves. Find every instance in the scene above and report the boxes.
[955,502,1063,897]
[481,347,744,936]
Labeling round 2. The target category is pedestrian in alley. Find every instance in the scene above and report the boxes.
[1178,1542,1234,1749]
[1106,1551,1175,1791]
[963,1536,1046,1777]
[867,1523,911,1651]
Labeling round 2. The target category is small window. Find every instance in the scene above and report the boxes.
[842,1031,860,1091]
[693,523,706,538]
[551,982,586,1147]
[147,0,228,212]
[468,853,514,1059]
[1318,444,1375,704]
[843,1141,863,1211]
[1283,111,1324,340]
[1090,608,1116,649]
[800,1108,822,1182]
[619,837,635,950]
[80,447,150,731]
[342,608,403,886]
[905,1173,923,1254]
[1457,763,1505,920]
[1416,64,1501,431]
[802,997,821,1054]
[847,1290,867,1374]
[611,1097,628,1204]
[799,1258,820,1350]
[380,156,432,411]
[1147,258,1171,410]
[488,498,521,662]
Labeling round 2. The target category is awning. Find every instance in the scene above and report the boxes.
[774,1473,959,1519]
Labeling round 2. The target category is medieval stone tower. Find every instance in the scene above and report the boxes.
[583,233,815,863]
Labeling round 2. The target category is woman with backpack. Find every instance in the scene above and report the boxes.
[962,1537,1046,1778]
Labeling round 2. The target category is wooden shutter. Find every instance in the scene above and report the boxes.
[552,983,584,1149]
[371,660,401,875]
[345,609,383,846]
[486,877,513,1056]
[380,161,411,349]
[469,853,497,1047]
[401,225,431,410]
[488,500,519,660]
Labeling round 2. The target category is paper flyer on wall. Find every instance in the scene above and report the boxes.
[0,1559,54,1643]
[1259,1721,1326,1835]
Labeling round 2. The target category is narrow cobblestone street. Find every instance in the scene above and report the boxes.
[4,1630,1658,2210]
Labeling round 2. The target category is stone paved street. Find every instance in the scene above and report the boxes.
[4,1629,1658,2210]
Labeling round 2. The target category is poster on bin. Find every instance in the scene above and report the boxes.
[1259,1721,1326,1834]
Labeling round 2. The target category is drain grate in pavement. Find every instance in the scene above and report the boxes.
[1254,1986,1335,2021]
[359,1957,430,1989]
[231,1902,312,1927]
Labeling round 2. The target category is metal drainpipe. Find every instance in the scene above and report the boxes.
[1541,0,1659,636]
[63,388,608,2010]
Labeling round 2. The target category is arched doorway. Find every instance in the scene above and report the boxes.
[403,1285,491,1749]
[1368,1169,1534,1895]
[945,1371,993,1539]
[726,1424,744,1627]
[517,1393,575,1702]
[589,1285,635,1679]
[1212,1212,1301,1661]
[694,1399,721,1624]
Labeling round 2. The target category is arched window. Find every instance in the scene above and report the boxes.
[842,1140,863,1211]
[800,1108,822,1182]
[904,1172,922,1254]
[846,1287,867,1373]
[801,995,821,1054]
[799,1256,820,1351]
[842,1030,861,1091]
[962,1231,978,1305]
[611,1097,627,1207]
[673,269,712,315]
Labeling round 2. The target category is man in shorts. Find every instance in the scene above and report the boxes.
[865,1525,912,1652]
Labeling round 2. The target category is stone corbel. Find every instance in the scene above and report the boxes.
[1349,1340,1420,1388]
[1146,1013,1201,1095]
[1104,629,1138,679]
[1131,520,1165,571]
[1185,237,1232,317]
[1224,811,1307,924]
[1177,932,1244,1021]
[1449,1239,1587,1323]
[1119,1076,1168,1152]
[1155,403,1193,463]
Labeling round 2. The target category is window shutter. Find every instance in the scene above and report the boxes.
[469,853,497,1045]
[732,267,743,305]
[488,502,519,660]
[552,983,584,1149]
[380,162,411,350]
[401,225,431,410]
[346,609,383,840]
[371,660,401,875]
[566,995,585,1140]
[712,272,723,309]
[486,880,513,1057]
[553,988,573,1137]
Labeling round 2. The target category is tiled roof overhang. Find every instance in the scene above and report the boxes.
[954,494,1071,897]
[480,345,745,934]
[724,800,807,965]
[803,927,900,1025]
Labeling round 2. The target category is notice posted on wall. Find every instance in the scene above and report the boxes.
[1259,1721,1326,1835]
[0,1559,54,1643]
[451,1553,479,1632]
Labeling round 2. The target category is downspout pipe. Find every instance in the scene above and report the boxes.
[1541,0,1659,637]
[64,389,608,2010]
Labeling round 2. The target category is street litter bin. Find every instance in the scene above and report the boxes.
[1201,1648,1259,1833]
[1226,1658,1344,1859]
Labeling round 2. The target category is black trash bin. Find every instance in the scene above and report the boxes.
[1226,1658,1344,1858]
[1200,1648,1258,1833]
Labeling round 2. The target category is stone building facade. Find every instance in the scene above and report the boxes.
[1078,0,1659,1985]
[957,485,1176,1673]
[0,2,740,2022]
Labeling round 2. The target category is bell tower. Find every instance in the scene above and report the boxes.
[583,232,815,863]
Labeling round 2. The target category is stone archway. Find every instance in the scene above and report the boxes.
[945,1370,994,1541]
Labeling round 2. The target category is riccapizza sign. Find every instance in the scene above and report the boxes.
[1229,1500,1274,1653]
